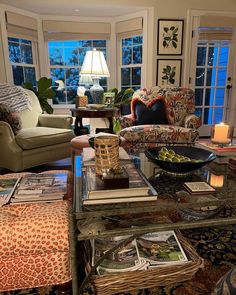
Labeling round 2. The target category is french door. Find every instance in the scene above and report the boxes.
[189,19,236,136]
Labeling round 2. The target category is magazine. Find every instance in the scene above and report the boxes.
[11,173,67,203]
[92,230,188,275]
[0,178,20,206]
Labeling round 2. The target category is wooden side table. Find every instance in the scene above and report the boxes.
[70,107,119,136]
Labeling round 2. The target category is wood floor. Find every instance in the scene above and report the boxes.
[0,157,72,175]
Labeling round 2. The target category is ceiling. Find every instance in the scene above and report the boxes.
[0,0,147,17]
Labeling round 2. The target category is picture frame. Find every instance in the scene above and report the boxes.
[156,59,182,87]
[103,92,115,106]
[157,19,184,55]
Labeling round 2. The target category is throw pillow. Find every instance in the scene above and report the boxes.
[134,99,168,125]
[0,104,22,135]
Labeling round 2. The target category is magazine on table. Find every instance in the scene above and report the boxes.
[0,178,21,206]
[10,173,67,204]
[91,230,188,275]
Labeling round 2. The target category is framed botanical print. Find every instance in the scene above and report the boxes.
[157,19,184,55]
[156,59,182,87]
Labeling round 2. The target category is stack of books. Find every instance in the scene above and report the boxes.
[82,162,158,205]
[9,173,67,204]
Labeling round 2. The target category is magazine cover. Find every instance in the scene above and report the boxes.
[136,230,188,265]
[0,178,20,206]
[92,236,147,274]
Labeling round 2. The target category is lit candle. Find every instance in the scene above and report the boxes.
[211,122,231,144]
[210,173,224,188]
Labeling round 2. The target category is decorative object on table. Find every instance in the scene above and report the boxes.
[22,77,55,114]
[211,122,234,147]
[80,48,110,104]
[157,19,184,55]
[145,146,216,174]
[183,181,216,195]
[208,173,224,188]
[156,59,182,86]
[76,96,88,108]
[103,92,116,106]
[55,79,65,91]
[86,104,106,110]
[94,135,119,176]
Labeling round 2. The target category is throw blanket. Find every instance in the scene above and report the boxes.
[0,83,32,112]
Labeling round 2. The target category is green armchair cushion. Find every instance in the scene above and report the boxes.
[38,114,73,129]
[15,127,74,150]
[0,104,22,135]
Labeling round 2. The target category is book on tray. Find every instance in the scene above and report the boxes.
[10,172,67,204]
[91,230,188,275]
[0,178,21,207]
[183,181,216,195]
[82,163,157,205]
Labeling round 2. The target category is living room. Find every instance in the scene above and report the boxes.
[1,0,236,295]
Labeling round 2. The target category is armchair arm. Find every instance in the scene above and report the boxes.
[38,114,73,129]
[184,114,202,129]
[119,114,135,129]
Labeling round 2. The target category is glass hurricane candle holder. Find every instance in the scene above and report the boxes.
[211,123,234,147]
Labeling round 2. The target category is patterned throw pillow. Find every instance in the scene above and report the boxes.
[214,267,236,295]
[0,104,22,135]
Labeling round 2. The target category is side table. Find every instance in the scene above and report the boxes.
[70,107,119,136]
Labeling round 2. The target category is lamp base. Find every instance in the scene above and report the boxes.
[90,78,104,104]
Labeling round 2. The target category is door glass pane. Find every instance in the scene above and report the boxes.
[214,107,223,124]
[196,47,206,66]
[195,108,202,118]
[195,88,203,106]
[205,88,214,106]
[215,88,225,106]
[203,108,213,124]
[195,68,205,86]
[207,47,217,66]
[219,47,229,66]
[217,68,227,86]
[206,68,215,86]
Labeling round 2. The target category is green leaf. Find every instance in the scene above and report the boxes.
[38,77,52,94]
[42,88,56,99]
[40,100,54,114]
[172,41,177,48]
[163,27,169,33]
[166,65,171,71]
[169,78,175,84]
[170,26,175,31]
[163,40,167,47]
[162,76,168,80]
[22,82,34,91]
[173,28,178,34]
[164,37,171,41]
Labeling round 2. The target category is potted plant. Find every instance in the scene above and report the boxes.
[23,77,56,114]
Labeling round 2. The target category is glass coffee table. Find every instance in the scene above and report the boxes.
[74,152,236,241]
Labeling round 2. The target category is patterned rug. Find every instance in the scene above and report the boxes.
[3,222,235,295]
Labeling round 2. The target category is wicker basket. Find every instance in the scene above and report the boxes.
[88,233,204,295]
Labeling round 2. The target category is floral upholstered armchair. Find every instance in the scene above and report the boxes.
[118,87,201,153]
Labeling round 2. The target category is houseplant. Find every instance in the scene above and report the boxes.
[23,77,56,114]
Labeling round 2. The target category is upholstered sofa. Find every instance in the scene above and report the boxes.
[0,85,74,172]
[118,87,201,153]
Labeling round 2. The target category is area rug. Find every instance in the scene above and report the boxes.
[2,212,236,295]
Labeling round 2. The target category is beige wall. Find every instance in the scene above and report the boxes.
[0,23,7,83]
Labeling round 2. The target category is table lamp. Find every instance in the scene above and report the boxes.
[80,48,110,104]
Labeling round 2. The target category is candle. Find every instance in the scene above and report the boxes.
[211,122,231,144]
[210,173,224,188]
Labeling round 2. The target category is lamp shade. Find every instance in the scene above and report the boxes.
[78,75,93,85]
[80,48,110,77]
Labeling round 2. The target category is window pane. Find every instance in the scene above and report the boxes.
[93,40,106,47]
[217,68,227,86]
[49,41,63,47]
[195,88,203,106]
[132,67,141,86]
[50,68,65,83]
[219,47,229,66]
[66,68,79,87]
[80,40,92,47]
[195,68,205,86]
[215,88,225,106]
[133,45,142,64]
[133,36,143,45]
[122,47,132,65]
[66,87,77,104]
[122,38,132,47]
[64,48,78,66]
[100,77,107,92]
[8,42,20,63]
[49,48,63,65]
[12,65,24,85]
[24,67,36,84]
[121,68,130,86]
[21,44,33,64]
[20,39,32,45]
[214,107,223,124]
[196,47,206,66]
[78,48,87,66]
[63,41,77,47]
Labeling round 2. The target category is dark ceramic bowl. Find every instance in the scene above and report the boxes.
[145,146,216,174]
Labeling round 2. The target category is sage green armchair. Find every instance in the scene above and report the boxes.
[0,88,74,172]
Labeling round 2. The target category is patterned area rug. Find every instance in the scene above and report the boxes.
[2,219,236,295]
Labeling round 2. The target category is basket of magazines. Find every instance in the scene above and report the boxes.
[84,230,204,295]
